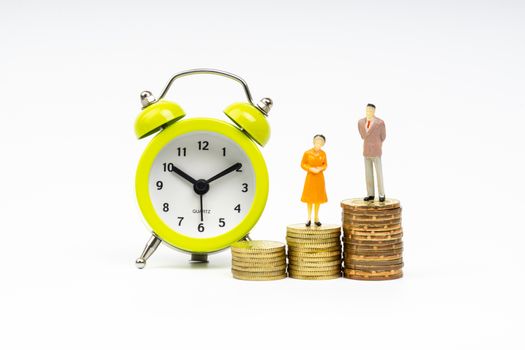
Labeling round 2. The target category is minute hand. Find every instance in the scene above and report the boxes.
[207,163,242,183]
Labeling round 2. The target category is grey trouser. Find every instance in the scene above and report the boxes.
[364,157,384,197]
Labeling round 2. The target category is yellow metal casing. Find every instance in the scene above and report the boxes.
[134,100,186,139]
[135,118,269,253]
[224,102,270,146]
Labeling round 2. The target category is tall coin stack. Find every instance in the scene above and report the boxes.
[286,224,342,280]
[230,240,287,281]
[341,198,404,280]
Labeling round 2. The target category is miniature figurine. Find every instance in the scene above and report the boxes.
[358,104,386,202]
[301,134,328,226]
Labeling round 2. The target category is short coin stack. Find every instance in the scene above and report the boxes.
[286,224,342,280]
[230,240,287,281]
[341,198,403,280]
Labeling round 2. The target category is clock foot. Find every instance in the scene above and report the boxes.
[135,234,162,269]
[241,234,252,241]
[190,253,208,263]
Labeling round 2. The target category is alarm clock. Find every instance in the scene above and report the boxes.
[133,69,273,268]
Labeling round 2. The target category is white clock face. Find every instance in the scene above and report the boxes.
[149,131,255,238]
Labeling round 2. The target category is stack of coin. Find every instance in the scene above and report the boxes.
[341,198,403,280]
[230,240,287,281]
[286,224,342,280]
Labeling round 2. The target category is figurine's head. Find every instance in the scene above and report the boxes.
[313,134,326,151]
[366,103,376,120]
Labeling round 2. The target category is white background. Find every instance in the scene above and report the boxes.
[1,1,524,349]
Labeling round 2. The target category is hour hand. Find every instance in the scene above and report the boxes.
[170,165,197,185]
[207,163,242,183]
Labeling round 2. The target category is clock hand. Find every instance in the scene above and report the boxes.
[207,163,242,183]
[199,194,204,222]
[170,165,197,185]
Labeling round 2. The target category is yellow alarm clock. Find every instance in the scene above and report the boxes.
[133,69,273,268]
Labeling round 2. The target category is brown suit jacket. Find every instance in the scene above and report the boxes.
[358,117,386,157]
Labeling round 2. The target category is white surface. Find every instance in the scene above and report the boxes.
[148,131,255,239]
[1,1,524,349]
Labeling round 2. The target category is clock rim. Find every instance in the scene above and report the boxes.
[135,117,269,253]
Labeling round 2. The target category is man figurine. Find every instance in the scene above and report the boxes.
[358,103,386,202]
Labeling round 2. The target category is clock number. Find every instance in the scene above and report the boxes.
[176,147,187,157]
[241,183,248,192]
[163,203,169,212]
[234,204,241,213]
[198,223,205,232]
[156,181,163,190]
[198,141,209,151]
[177,217,184,226]
[222,147,226,156]
[163,162,176,172]
[219,218,226,227]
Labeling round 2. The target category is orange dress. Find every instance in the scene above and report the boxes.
[301,148,328,204]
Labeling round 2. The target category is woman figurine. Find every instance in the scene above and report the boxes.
[300,134,328,227]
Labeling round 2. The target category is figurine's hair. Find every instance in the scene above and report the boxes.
[313,134,326,142]
[367,103,376,109]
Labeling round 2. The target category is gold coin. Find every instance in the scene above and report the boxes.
[344,218,402,226]
[288,269,341,276]
[232,249,285,255]
[342,212,402,220]
[345,249,403,257]
[286,236,340,243]
[343,218,402,226]
[288,249,341,255]
[344,228,403,236]
[288,255,341,263]
[289,261,340,268]
[344,256,403,264]
[343,222,402,230]
[233,273,287,281]
[232,264,286,273]
[343,236,403,246]
[343,272,402,281]
[344,241,403,249]
[342,204,402,212]
[344,262,404,271]
[286,235,341,242]
[289,261,341,267]
[289,272,341,280]
[286,223,341,233]
[231,268,286,276]
[344,233,403,242]
[344,238,403,246]
[340,198,401,210]
[288,265,341,273]
[343,228,403,236]
[346,254,402,262]
[232,255,286,262]
[287,240,341,248]
[286,231,341,238]
[343,236,403,243]
[288,267,341,275]
[288,260,341,269]
[341,214,402,223]
[231,240,285,253]
[232,249,286,258]
[232,259,286,267]
[288,249,341,259]
[344,268,402,277]
[341,208,402,220]
[232,254,286,264]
